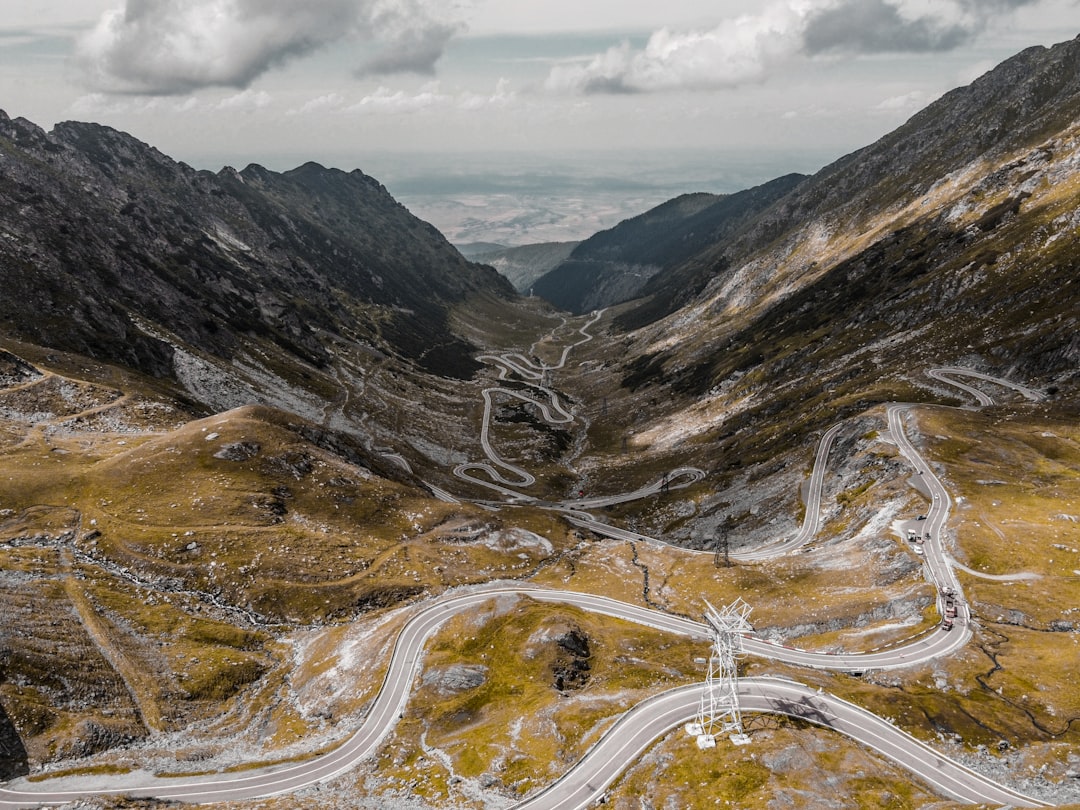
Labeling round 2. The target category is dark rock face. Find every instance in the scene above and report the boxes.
[0,701,29,781]
[57,719,142,761]
[0,351,42,388]
[213,441,261,461]
[0,111,514,383]
[551,626,592,692]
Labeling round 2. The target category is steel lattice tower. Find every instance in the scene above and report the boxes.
[685,597,753,748]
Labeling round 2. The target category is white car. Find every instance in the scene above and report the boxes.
[914,545,924,555]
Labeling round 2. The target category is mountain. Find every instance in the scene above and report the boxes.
[574,35,1080,548]
[1,37,1080,810]
[530,175,805,313]
[617,35,1080,331]
[455,241,510,258]
[0,112,514,384]
[0,111,572,776]
[468,240,580,292]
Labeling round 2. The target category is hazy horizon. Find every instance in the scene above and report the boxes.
[387,147,840,246]
[175,145,841,246]
[5,2,1077,191]
[4,1,1077,245]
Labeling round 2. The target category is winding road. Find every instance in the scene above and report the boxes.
[514,677,1049,810]
[454,311,602,496]
[0,334,1053,808]
[730,422,843,561]
[927,367,1046,407]
[0,583,1044,808]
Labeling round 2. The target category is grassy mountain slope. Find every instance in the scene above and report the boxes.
[618,34,1080,331]
[0,37,1078,810]
[0,341,579,774]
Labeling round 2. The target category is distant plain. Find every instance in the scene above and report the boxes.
[188,148,842,246]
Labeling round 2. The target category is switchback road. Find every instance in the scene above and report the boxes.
[0,584,1045,808]
[0,349,1052,807]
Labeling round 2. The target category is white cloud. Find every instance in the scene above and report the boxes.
[341,79,517,114]
[545,1,822,94]
[357,11,462,77]
[68,92,124,116]
[543,0,1050,95]
[463,0,762,36]
[68,89,270,117]
[347,83,451,113]
[801,0,1042,54]
[174,96,200,113]
[458,77,515,110]
[873,89,929,112]
[289,93,348,116]
[73,0,465,95]
[216,89,273,111]
[68,92,197,116]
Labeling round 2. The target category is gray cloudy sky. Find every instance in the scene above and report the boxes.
[1,1,1078,241]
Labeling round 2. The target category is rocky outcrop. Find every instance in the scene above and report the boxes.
[422,664,489,694]
[0,351,42,388]
[550,626,592,692]
[0,702,28,781]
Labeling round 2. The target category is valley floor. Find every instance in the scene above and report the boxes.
[1,320,1079,810]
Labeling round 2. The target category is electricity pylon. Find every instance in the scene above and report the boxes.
[685,597,753,748]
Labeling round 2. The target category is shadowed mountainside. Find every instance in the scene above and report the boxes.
[468,241,580,293]
[531,175,805,313]
[0,113,514,383]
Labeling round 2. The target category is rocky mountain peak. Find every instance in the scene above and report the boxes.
[0,109,514,394]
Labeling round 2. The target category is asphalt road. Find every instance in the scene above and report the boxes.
[0,581,1032,808]
[456,310,602,495]
[0,359,1050,808]
[730,422,843,560]
[514,677,1050,809]
[928,367,1045,405]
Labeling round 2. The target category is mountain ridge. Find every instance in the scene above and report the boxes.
[531,175,806,313]
[0,111,514,386]
[467,240,580,292]
[617,33,1080,331]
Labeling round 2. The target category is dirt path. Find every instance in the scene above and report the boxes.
[60,541,165,733]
